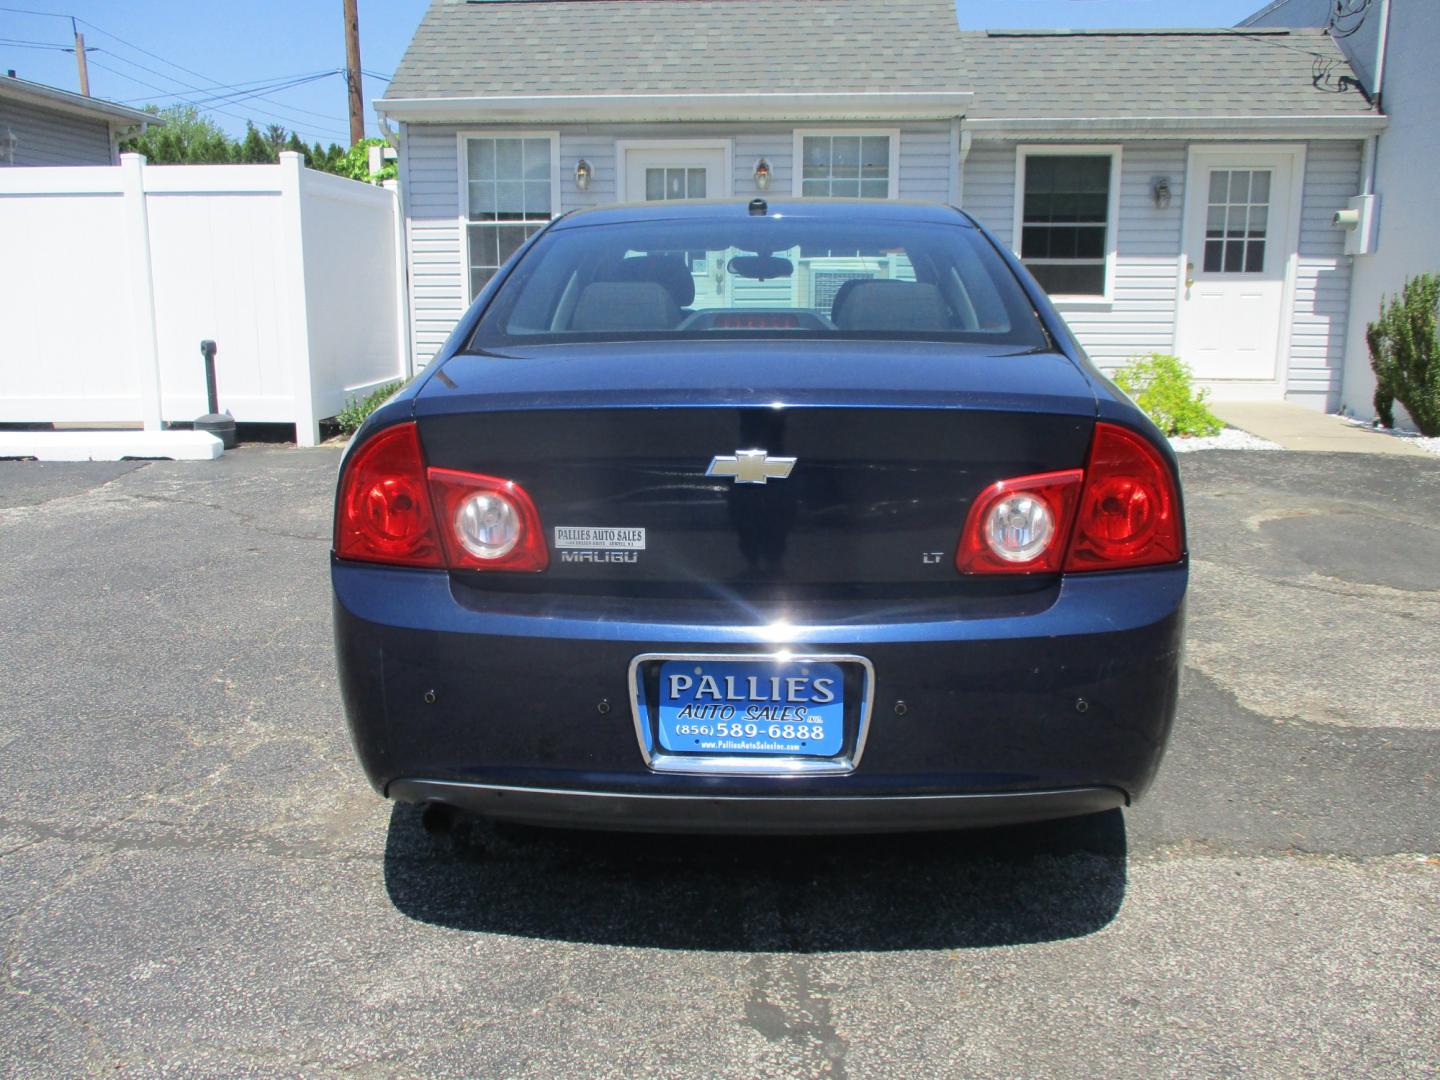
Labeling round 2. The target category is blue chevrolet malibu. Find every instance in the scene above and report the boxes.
[332,199,1186,834]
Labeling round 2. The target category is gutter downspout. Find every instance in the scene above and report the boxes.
[1360,0,1389,198]
[952,121,972,208]
[1371,0,1390,114]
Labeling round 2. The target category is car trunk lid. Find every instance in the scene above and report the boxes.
[414,341,1097,589]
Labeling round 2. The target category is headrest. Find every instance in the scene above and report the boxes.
[570,281,681,332]
[831,280,948,332]
[604,253,696,308]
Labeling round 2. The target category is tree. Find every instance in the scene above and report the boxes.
[119,102,391,182]
[263,123,289,157]
[1367,273,1440,435]
[121,105,233,164]
[330,138,396,184]
[236,122,273,164]
[308,141,346,173]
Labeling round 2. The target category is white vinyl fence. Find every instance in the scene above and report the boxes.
[0,151,408,446]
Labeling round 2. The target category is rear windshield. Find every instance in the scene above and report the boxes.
[468,216,1049,349]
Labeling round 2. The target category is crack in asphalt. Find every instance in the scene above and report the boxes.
[126,491,329,543]
[0,467,329,544]
[0,817,377,865]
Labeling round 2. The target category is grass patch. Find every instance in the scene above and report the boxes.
[335,381,404,436]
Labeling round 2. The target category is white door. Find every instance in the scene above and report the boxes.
[1176,148,1300,384]
[620,144,730,203]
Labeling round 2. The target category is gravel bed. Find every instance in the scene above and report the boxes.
[1170,428,1283,453]
[1338,415,1440,456]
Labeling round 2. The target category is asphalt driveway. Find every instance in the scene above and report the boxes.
[1,447,1436,1077]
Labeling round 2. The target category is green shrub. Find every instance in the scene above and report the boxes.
[1111,354,1223,438]
[1366,272,1440,436]
[336,381,403,436]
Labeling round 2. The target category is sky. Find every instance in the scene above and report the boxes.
[2,0,1269,146]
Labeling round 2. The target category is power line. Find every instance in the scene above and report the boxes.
[93,49,344,120]
[1216,26,1355,63]
[88,55,349,142]
[84,58,345,145]
[73,15,354,129]
[114,68,345,104]
[86,44,351,130]
[3,7,356,139]
[0,38,73,50]
[0,5,73,16]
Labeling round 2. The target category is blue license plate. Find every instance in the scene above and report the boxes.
[656,659,845,757]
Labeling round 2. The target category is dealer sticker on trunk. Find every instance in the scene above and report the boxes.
[553,526,646,550]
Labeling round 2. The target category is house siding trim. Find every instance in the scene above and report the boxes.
[1011,144,1124,305]
[0,97,115,167]
[964,116,1385,138]
[380,93,973,125]
[1288,139,1362,410]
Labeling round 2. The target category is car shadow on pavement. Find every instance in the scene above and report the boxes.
[382,804,1127,951]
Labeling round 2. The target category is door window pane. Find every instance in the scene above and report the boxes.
[800,134,892,197]
[1200,168,1271,276]
[1019,153,1113,297]
[644,165,710,201]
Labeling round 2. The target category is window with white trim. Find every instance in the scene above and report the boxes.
[799,134,892,198]
[1017,150,1118,298]
[464,136,554,299]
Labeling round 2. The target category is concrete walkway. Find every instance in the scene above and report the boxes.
[0,429,223,461]
[1210,401,1433,456]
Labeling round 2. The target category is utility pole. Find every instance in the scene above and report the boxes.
[72,18,89,96]
[343,0,365,146]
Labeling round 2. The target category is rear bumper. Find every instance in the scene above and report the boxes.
[334,561,1185,833]
[389,779,1126,834]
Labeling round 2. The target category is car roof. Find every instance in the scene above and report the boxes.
[550,198,974,230]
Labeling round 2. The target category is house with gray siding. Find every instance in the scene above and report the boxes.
[1243,0,1438,424]
[378,0,1385,411]
[0,74,155,167]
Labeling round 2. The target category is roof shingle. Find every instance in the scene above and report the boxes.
[386,0,968,99]
[383,3,1377,122]
[966,27,1375,118]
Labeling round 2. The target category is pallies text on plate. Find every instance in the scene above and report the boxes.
[667,673,837,704]
[554,526,646,550]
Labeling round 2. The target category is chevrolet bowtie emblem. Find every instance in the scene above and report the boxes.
[706,449,797,485]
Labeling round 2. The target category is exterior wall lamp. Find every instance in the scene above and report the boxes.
[574,158,592,191]
[753,158,772,191]
[1151,176,1172,209]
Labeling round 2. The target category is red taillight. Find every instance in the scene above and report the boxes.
[955,423,1182,576]
[428,468,549,572]
[335,422,443,567]
[1065,422,1183,571]
[335,423,549,572]
[955,469,1083,574]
